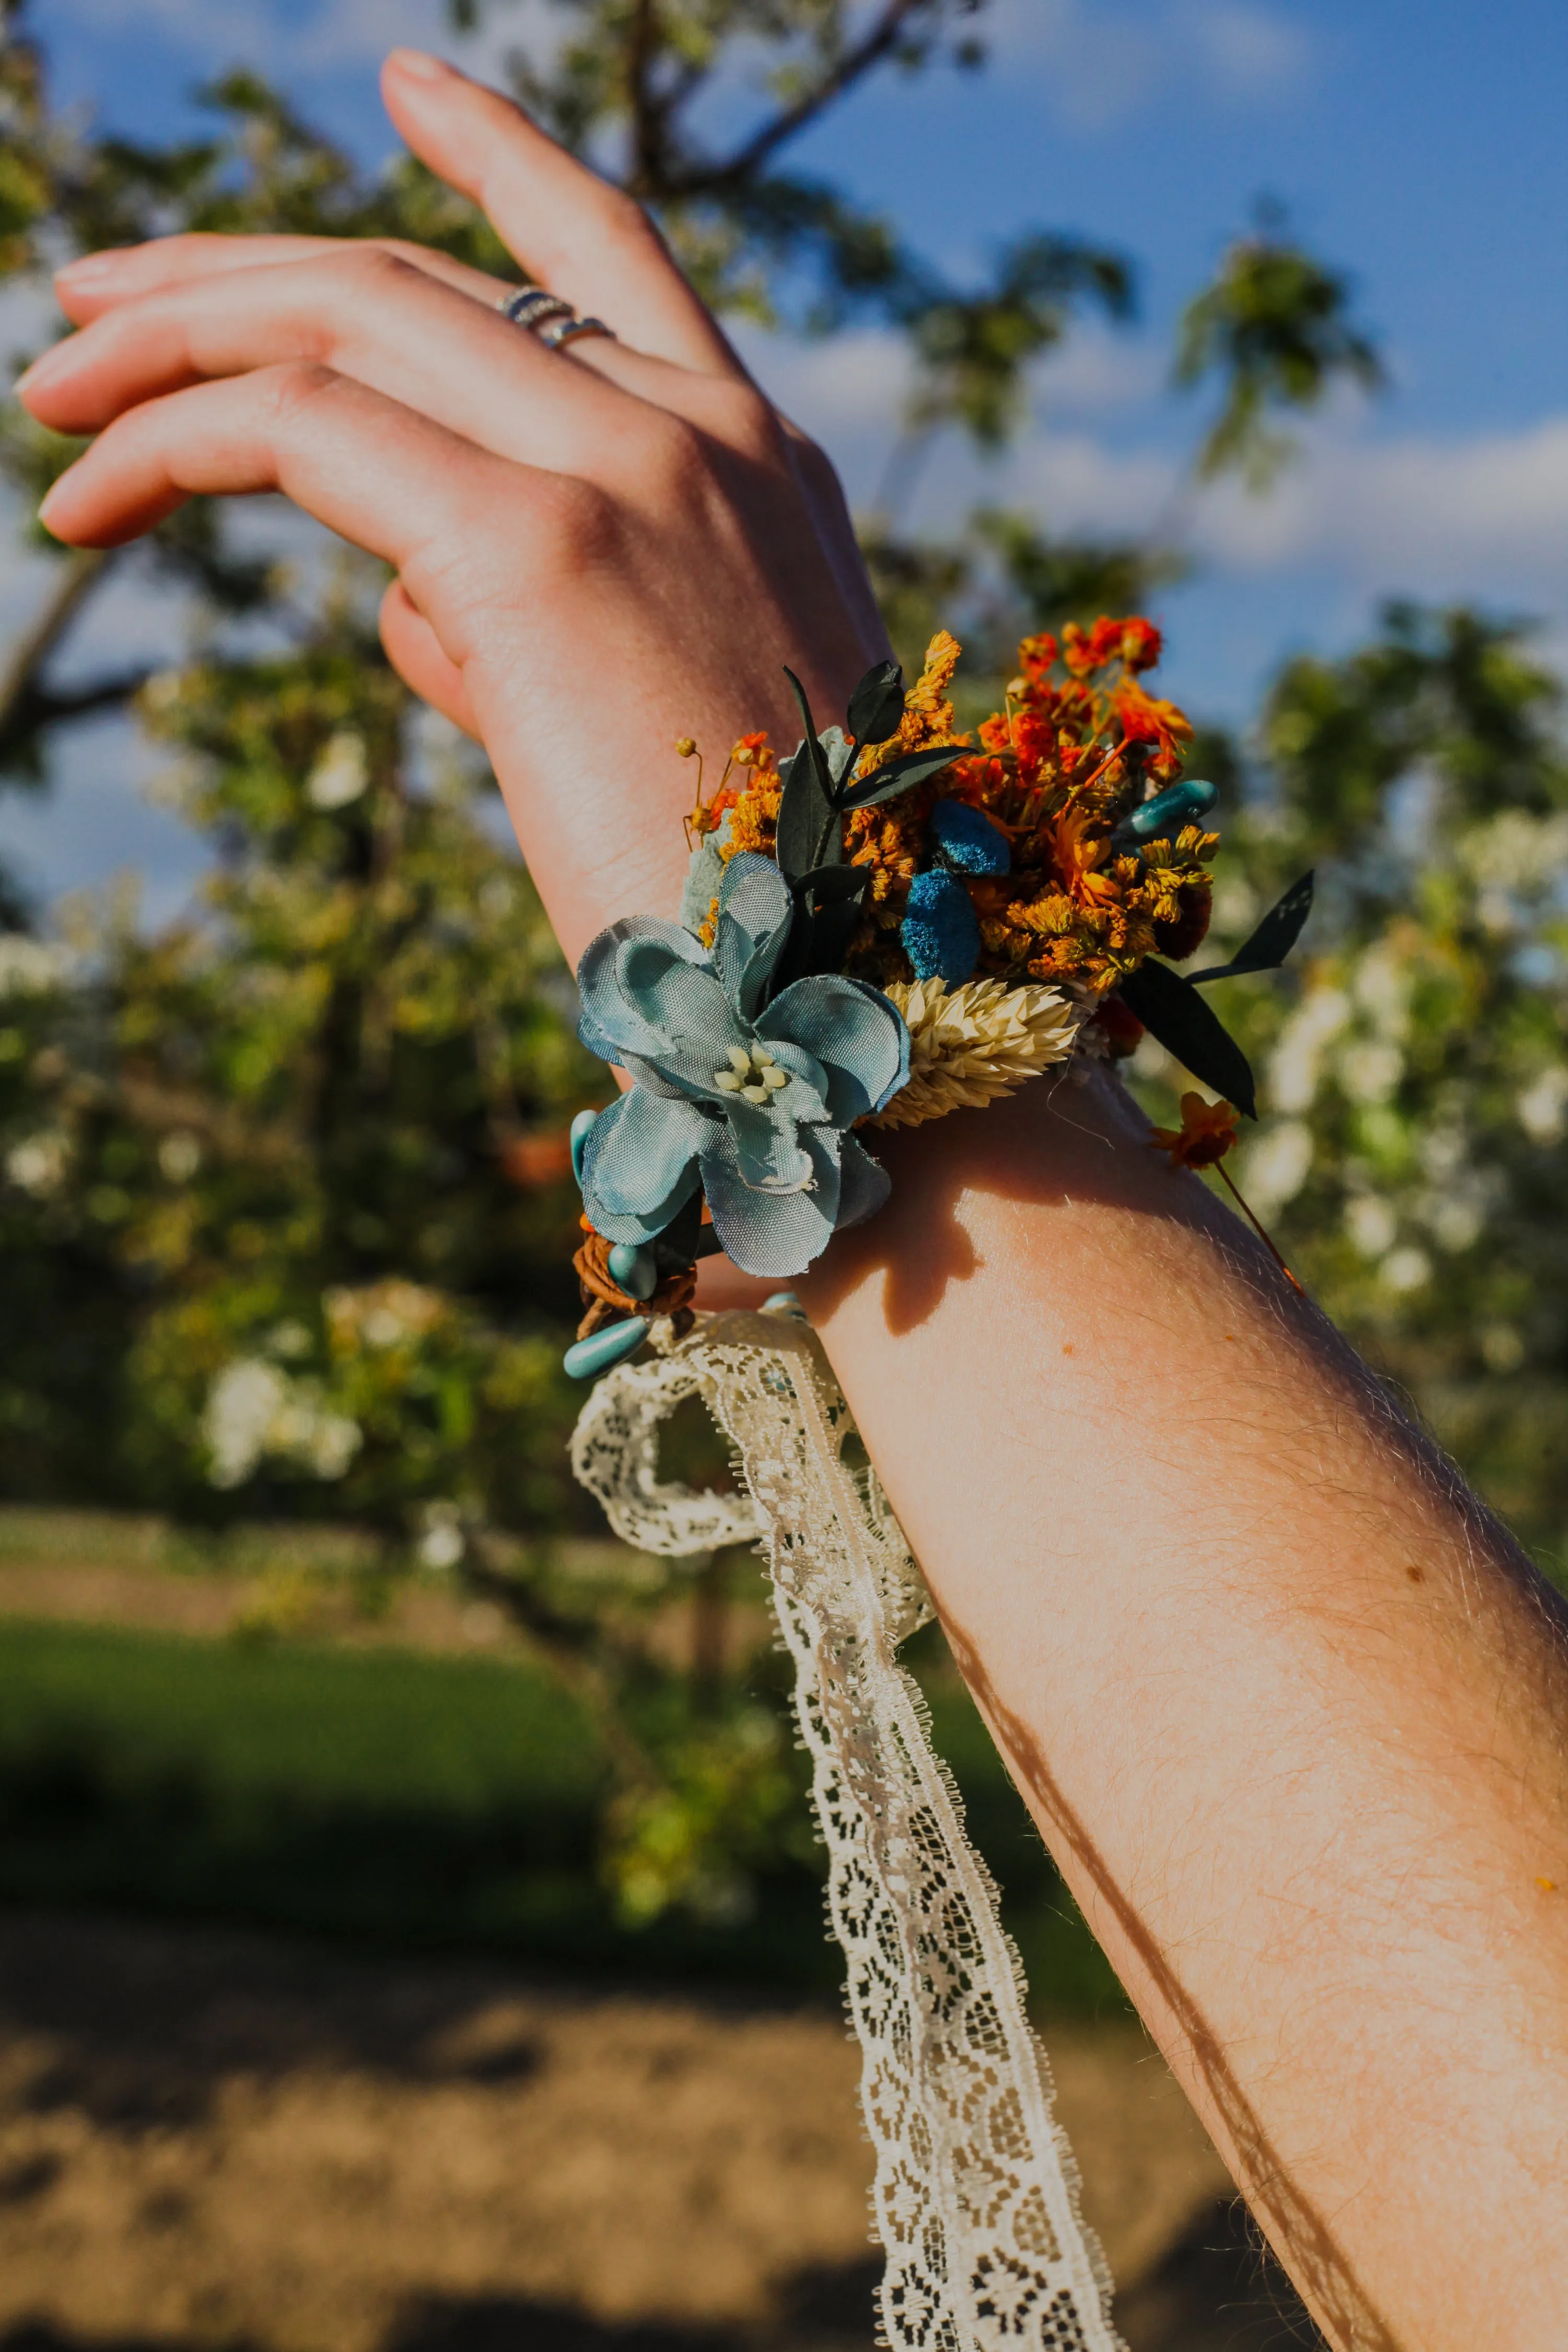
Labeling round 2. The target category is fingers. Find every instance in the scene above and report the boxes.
[53,232,506,325]
[379,579,479,736]
[25,248,640,477]
[34,361,554,668]
[42,235,785,470]
[380,50,746,381]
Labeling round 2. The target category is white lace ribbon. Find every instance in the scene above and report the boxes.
[571,1309,1123,2352]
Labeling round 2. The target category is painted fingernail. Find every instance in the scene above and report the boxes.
[386,48,452,80]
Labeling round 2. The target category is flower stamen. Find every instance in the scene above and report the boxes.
[714,1043,789,1101]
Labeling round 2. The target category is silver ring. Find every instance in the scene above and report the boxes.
[538,314,617,351]
[498,286,575,331]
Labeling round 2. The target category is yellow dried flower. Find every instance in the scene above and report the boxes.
[870,978,1080,1131]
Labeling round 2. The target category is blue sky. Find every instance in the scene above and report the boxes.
[5,0,1568,915]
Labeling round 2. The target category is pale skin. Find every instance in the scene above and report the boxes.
[16,49,1568,2348]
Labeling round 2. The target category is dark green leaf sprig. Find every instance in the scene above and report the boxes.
[1117,871,1315,1117]
[771,664,966,988]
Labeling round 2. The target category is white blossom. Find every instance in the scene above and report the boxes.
[158,1129,202,1183]
[1481,1324,1526,1373]
[1425,1195,1484,1254]
[0,938,74,998]
[266,1320,313,1361]
[1269,987,1351,1113]
[1516,1066,1568,1144]
[1338,1039,1404,1105]
[417,1501,465,1572]
[204,1359,289,1489]
[1459,810,1568,895]
[306,731,368,810]
[5,1131,70,1197]
[1242,1120,1313,1215]
[1381,1246,1432,1294]
[203,1357,362,1489]
[1345,1195,1398,1258]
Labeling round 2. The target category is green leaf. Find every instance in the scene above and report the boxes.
[1187,871,1314,984]
[795,864,866,914]
[1118,959,1257,1117]
[836,744,968,812]
[775,866,867,988]
[846,660,906,746]
[782,667,837,804]
[775,742,841,883]
[652,1191,705,1270]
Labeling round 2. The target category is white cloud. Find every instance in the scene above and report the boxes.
[1174,0,1314,101]
[982,0,1316,128]
[736,319,1164,515]
[740,314,1568,626]
[1192,416,1568,601]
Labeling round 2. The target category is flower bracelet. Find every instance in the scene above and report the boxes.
[563,621,1314,1375]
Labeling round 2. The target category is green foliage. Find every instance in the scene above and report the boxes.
[1175,206,1385,487]
[1,580,600,1532]
[897,230,1133,449]
[0,1606,1122,2005]
[1134,605,1568,1574]
[0,0,1485,1950]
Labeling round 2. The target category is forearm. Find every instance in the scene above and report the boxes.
[800,1062,1568,2350]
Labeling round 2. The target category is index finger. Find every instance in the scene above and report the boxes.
[381,50,750,382]
[55,233,503,322]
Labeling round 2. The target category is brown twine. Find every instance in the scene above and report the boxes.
[574,1232,698,1342]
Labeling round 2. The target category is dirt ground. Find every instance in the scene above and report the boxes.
[0,1912,1319,2352]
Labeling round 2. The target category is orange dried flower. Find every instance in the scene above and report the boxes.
[679,617,1214,1001]
[1148,1093,1240,1170]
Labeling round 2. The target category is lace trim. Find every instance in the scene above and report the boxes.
[571,1310,1123,2352]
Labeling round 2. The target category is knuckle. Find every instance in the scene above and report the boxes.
[641,412,709,495]
[375,238,439,272]
[711,381,785,462]
[532,476,621,575]
[344,245,422,297]
[263,359,343,424]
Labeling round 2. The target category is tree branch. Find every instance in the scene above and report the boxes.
[0,548,114,753]
[626,0,665,189]
[663,0,933,197]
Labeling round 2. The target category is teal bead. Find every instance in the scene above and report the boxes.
[1117,778,1217,844]
[563,1317,650,1381]
[569,1108,598,1191]
[607,1241,659,1300]
[762,1290,808,1321]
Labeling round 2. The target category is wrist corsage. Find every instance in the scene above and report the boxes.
[564,621,1312,1376]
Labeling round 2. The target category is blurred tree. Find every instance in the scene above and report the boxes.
[0,0,1400,1920]
[1131,604,1568,1575]
[1175,201,1385,490]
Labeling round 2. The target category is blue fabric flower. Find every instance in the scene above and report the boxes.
[576,854,910,1279]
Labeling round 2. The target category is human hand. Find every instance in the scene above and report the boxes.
[15,47,888,969]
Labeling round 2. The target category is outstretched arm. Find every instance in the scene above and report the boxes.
[19,51,1568,2347]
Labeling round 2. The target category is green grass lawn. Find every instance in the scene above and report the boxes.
[0,1611,1123,2011]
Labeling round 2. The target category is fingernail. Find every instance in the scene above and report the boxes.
[386,47,453,80]
[14,344,69,396]
[56,252,120,285]
[37,479,65,528]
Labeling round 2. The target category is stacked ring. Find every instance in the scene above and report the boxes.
[498,284,617,350]
[538,314,615,349]
[499,285,574,331]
